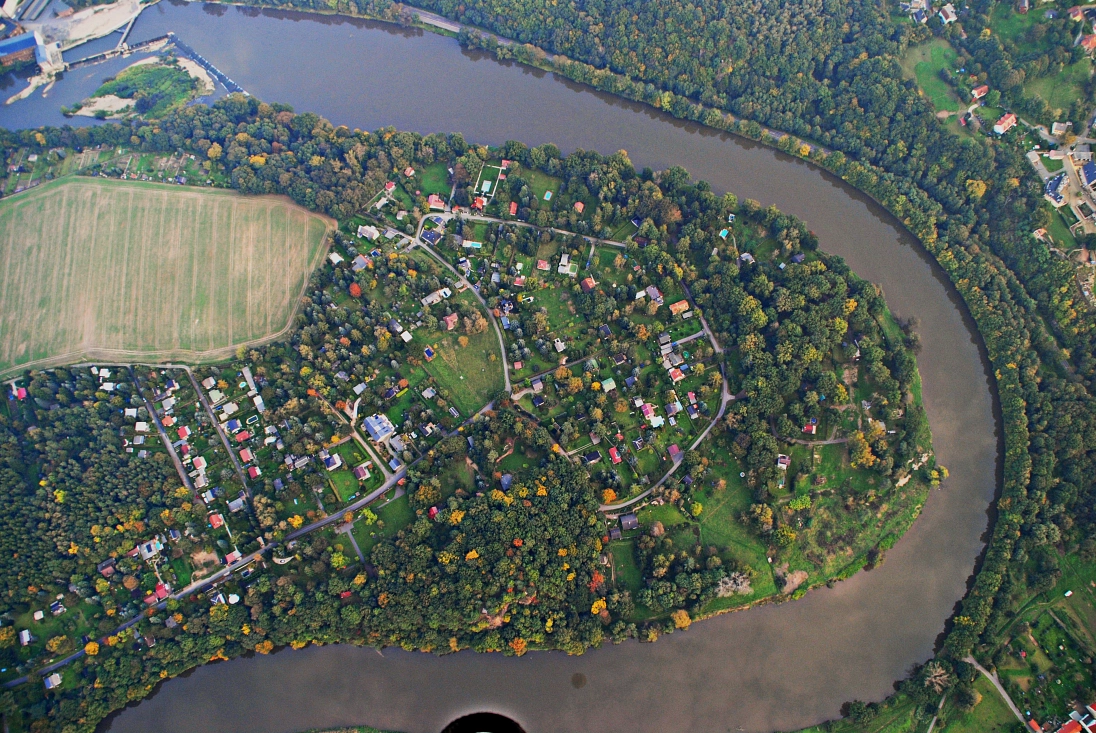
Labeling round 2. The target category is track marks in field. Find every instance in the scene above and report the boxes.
[0,178,332,376]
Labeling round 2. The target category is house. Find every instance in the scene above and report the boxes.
[228,497,247,513]
[0,32,39,68]
[177,426,191,440]
[1081,34,1096,53]
[138,537,163,560]
[248,465,262,479]
[609,447,622,464]
[1051,121,1072,136]
[641,403,655,419]
[803,424,817,435]
[328,252,344,265]
[226,419,242,432]
[1042,174,1064,206]
[513,275,526,287]
[427,194,446,210]
[666,400,682,416]
[43,673,62,690]
[686,404,700,419]
[357,224,380,240]
[422,386,437,399]
[400,330,413,343]
[573,201,585,213]
[645,285,664,304]
[235,431,251,443]
[424,347,436,362]
[193,456,208,471]
[1082,161,1096,188]
[537,259,550,271]
[938,3,957,22]
[353,464,372,481]
[364,413,396,442]
[609,527,622,541]
[532,395,546,408]
[240,448,254,462]
[583,451,601,465]
[404,166,415,177]
[601,377,617,392]
[669,300,690,316]
[202,376,217,389]
[97,558,116,578]
[554,338,567,352]
[971,84,989,100]
[19,630,32,646]
[209,513,225,529]
[993,113,1017,135]
[509,201,518,215]
[1018,0,1029,13]
[472,196,487,211]
[580,276,597,293]
[598,324,612,339]
[669,368,686,383]
[1070,5,1085,20]
[384,181,396,193]
[443,312,459,331]
[776,454,791,470]
[351,254,370,272]
[668,444,682,461]
[620,513,639,531]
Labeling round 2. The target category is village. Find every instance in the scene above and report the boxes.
[0,144,938,701]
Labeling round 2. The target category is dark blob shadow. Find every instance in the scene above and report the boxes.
[442,712,527,733]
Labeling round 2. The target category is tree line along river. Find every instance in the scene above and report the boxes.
[0,4,1000,732]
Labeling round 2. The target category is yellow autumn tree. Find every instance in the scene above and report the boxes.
[671,609,692,630]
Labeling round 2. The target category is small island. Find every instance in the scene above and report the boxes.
[0,97,938,732]
[61,53,213,120]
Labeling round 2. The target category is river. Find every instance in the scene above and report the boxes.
[1,4,999,732]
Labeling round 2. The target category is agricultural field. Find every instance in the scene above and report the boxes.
[0,177,332,377]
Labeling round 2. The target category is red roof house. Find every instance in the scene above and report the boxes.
[509,201,518,215]
[993,113,1017,134]
[248,466,262,479]
[14,387,26,400]
[580,277,596,293]
[177,426,190,440]
[1082,34,1096,53]
[427,194,446,210]
[443,313,459,331]
[239,448,254,462]
[609,447,622,464]
[472,196,487,211]
[574,201,585,213]
[235,431,251,443]
[209,513,225,529]
[384,181,396,192]
[971,84,989,100]
[1069,5,1084,20]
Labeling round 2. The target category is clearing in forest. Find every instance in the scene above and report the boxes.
[900,38,962,113]
[0,177,331,377]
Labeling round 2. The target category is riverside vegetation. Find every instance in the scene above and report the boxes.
[0,97,935,731]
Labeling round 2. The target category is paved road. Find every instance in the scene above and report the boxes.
[964,655,1025,724]
[600,364,731,513]
[128,366,194,494]
[411,217,512,393]
[179,365,253,498]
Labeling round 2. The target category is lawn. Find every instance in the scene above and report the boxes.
[418,162,451,198]
[420,294,504,415]
[900,38,962,112]
[0,177,332,377]
[1026,60,1093,117]
[938,676,1017,733]
[351,493,415,557]
[1047,206,1078,249]
[1043,156,1064,173]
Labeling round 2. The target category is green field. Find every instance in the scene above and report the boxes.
[901,39,962,112]
[0,177,331,377]
[1026,60,1092,116]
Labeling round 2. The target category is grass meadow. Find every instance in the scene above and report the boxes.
[0,177,331,376]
